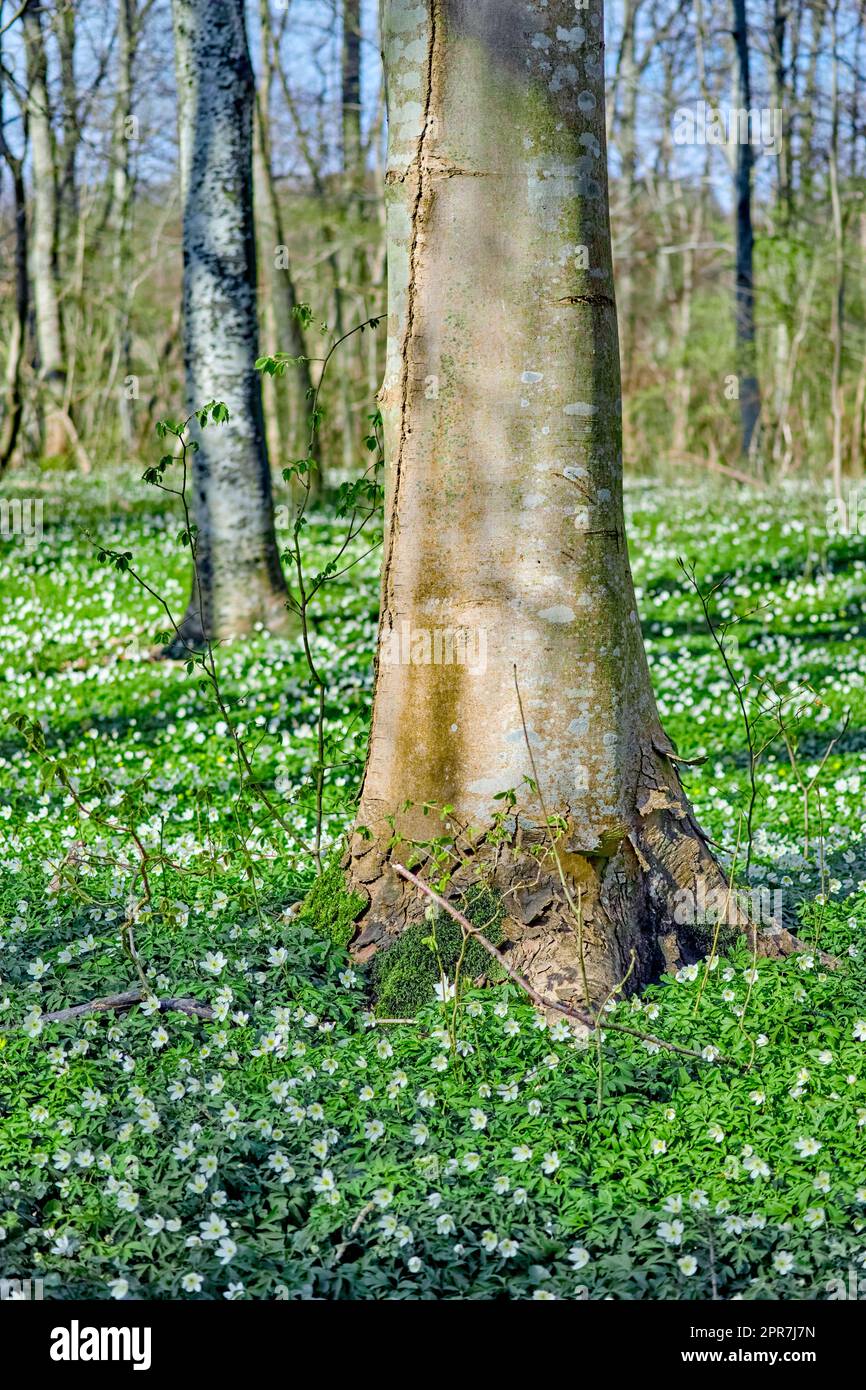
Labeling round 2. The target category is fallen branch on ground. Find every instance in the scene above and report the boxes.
[35,990,213,1024]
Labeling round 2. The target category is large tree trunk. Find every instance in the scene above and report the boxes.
[23,0,71,459]
[732,0,761,457]
[346,0,789,1008]
[170,0,288,647]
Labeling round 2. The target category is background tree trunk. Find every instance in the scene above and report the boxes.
[0,28,28,473]
[23,0,71,459]
[613,0,640,388]
[170,0,288,647]
[254,0,317,475]
[732,0,761,458]
[342,0,363,191]
[828,0,845,501]
[111,0,136,453]
[346,0,763,1007]
[53,0,79,243]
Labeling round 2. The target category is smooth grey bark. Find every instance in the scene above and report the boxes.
[732,0,761,455]
[53,0,78,234]
[23,0,70,458]
[170,0,288,647]
[253,0,317,472]
[342,0,363,184]
[345,0,794,1006]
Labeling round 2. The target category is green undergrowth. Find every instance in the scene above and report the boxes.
[0,894,864,1301]
[1,472,866,1300]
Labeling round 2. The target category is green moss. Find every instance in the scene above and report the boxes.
[298,859,366,950]
[372,883,504,1017]
[690,918,741,957]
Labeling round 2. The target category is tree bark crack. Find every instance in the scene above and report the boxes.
[553,294,616,309]
[385,158,488,185]
[378,0,440,638]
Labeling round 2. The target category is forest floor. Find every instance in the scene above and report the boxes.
[0,470,864,1299]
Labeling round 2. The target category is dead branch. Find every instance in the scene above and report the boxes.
[35,989,213,1024]
[672,452,766,489]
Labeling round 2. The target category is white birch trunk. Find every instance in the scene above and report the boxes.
[171,0,287,645]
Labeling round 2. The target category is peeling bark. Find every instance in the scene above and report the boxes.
[347,0,796,1006]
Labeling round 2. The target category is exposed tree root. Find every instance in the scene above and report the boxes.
[347,739,834,1009]
[394,863,743,1068]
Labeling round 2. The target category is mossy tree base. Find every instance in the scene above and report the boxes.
[298,858,367,950]
[370,884,504,1017]
[346,752,810,1011]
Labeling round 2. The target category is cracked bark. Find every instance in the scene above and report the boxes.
[346,0,798,1006]
[378,0,441,649]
